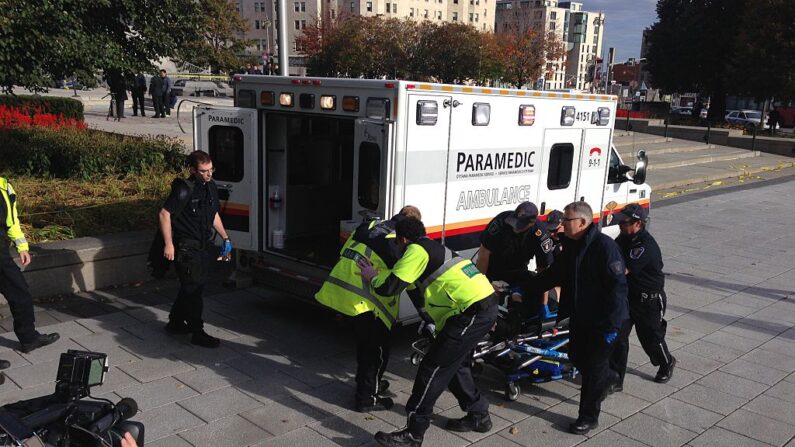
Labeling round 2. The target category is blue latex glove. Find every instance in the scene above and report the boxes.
[357,258,378,282]
[538,303,551,320]
[604,331,618,345]
[219,239,232,261]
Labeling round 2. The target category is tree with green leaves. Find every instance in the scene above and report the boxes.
[646,0,794,119]
[175,0,254,74]
[0,0,202,93]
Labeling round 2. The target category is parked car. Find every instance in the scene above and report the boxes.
[671,106,693,116]
[172,80,233,97]
[725,109,768,129]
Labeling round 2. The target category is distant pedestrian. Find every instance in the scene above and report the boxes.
[149,72,165,118]
[107,70,128,119]
[768,108,781,132]
[132,73,147,117]
[161,70,173,116]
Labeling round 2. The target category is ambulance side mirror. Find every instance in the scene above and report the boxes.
[632,150,648,185]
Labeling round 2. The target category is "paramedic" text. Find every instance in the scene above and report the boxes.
[455,185,532,211]
[456,151,535,173]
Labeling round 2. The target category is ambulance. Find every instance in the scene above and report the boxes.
[192,76,649,322]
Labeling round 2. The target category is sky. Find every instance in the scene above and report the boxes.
[585,0,659,62]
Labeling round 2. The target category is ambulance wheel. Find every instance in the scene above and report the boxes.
[410,353,422,366]
[505,382,520,401]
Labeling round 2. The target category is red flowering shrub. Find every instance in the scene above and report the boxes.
[0,105,87,131]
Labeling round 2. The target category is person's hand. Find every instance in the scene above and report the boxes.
[356,258,378,282]
[604,331,618,345]
[163,242,175,261]
[19,251,31,267]
[218,239,232,261]
[417,321,436,338]
[538,303,551,320]
[120,432,138,447]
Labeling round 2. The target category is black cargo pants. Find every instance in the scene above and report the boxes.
[351,312,391,406]
[0,246,37,343]
[170,239,209,332]
[405,297,498,438]
[610,291,672,385]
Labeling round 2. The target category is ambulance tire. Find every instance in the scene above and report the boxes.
[505,382,520,401]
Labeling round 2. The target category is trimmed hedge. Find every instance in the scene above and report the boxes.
[0,127,186,179]
[0,95,84,121]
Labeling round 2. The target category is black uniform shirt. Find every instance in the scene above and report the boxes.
[163,178,219,243]
[615,228,664,293]
[480,211,555,278]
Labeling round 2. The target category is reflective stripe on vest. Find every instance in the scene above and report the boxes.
[326,275,397,326]
[417,248,466,294]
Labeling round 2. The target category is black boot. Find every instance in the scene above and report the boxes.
[655,356,676,383]
[165,320,191,335]
[191,330,220,348]
[20,333,60,353]
[0,359,10,370]
[374,429,423,447]
[378,379,390,393]
[446,412,493,433]
[355,396,394,413]
[569,418,598,435]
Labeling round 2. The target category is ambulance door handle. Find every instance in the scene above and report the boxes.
[443,99,461,108]
[540,202,546,214]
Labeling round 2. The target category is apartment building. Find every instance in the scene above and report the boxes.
[236,0,496,75]
[495,0,604,91]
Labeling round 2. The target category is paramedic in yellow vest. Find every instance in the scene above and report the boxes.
[315,205,421,413]
[360,217,498,447]
[0,177,60,357]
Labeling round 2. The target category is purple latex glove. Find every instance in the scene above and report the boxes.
[357,258,378,282]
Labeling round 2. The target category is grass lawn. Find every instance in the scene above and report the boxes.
[12,169,183,244]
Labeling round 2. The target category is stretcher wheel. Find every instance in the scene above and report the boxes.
[472,362,484,378]
[410,353,423,366]
[505,382,520,401]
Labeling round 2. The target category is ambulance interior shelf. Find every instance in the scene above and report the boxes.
[265,113,355,266]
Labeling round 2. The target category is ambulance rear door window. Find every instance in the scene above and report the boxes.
[208,125,244,182]
[547,143,574,190]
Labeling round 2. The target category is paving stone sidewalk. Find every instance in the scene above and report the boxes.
[1,178,794,446]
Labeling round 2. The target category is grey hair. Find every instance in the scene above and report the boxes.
[564,201,593,225]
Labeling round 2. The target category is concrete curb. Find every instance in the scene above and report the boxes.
[652,160,795,190]
[0,231,154,304]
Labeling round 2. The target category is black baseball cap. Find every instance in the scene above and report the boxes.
[617,203,648,223]
[544,210,565,230]
[505,202,538,230]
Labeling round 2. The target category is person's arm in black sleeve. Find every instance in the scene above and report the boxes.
[602,238,629,333]
[625,239,653,275]
[534,234,555,271]
[407,287,433,324]
[373,274,411,297]
[159,179,191,261]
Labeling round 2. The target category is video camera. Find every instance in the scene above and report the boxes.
[0,350,144,447]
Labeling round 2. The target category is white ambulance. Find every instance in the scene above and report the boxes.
[193,76,649,322]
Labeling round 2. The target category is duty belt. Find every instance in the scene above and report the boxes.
[639,291,662,304]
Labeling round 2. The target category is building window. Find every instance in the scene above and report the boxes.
[437,10,441,19]
[424,9,428,17]
[351,1,355,11]
[332,9,336,17]
[469,12,473,21]
[393,3,397,11]
[550,11,556,19]
[294,2,300,11]
[302,20,307,28]
[452,11,458,20]
[549,21,555,30]
[410,7,414,16]
[255,20,261,29]
[453,0,458,3]
[386,3,391,12]
[301,1,306,11]
[236,2,240,12]
[367,1,372,11]
[253,2,259,12]
[294,20,300,29]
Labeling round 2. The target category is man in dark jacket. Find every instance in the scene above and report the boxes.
[108,71,128,119]
[149,73,165,118]
[161,69,173,116]
[531,201,629,435]
[132,73,147,117]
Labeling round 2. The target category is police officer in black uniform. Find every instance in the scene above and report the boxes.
[612,204,676,385]
[159,151,232,348]
[476,202,555,322]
